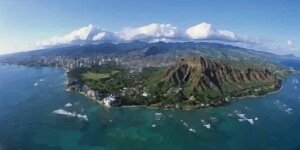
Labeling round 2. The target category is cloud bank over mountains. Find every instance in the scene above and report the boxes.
[36,22,296,53]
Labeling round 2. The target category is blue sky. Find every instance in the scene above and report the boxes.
[0,0,299,55]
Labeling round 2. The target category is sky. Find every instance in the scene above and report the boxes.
[0,0,299,55]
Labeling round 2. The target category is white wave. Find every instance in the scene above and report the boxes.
[33,82,38,86]
[292,78,299,85]
[274,100,293,114]
[155,112,163,121]
[285,108,293,114]
[52,109,88,121]
[65,103,72,107]
[77,114,88,121]
[235,111,255,125]
[201,119,211,129]
[181,120,189,128]
[53,109,76,117]
[189,128,196,133]
[39,79,45,82]
[204,124,211,129]
[247,119,254,125]
[238,119,245,122]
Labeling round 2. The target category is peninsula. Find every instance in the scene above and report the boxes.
[66,56,284,109]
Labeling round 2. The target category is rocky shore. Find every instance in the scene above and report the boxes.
[65,76,283,110]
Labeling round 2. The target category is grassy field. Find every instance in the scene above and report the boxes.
[82,71,120,81]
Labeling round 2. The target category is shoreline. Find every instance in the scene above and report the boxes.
[65,82,283,110]
[63,64,284,110]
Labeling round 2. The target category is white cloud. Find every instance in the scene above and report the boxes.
[287,40,293,46]
[36,23,297,53]
[287,40,296,51]
[186,23,213,40]
[36,24,118,48]
[118,23,184,42]
[185,23,241,42]
[185,23,260,44]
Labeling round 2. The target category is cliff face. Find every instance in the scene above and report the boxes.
[161,57,281,95]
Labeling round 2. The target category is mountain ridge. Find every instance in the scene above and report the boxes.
[160,57,280,96]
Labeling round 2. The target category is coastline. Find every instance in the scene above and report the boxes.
[64,68,104,105]
[63,63,284,110]
[64,80,283,110]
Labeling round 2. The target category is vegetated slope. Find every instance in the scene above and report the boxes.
[156,57,282,105]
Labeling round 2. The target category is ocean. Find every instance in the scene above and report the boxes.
[0,63,300,150]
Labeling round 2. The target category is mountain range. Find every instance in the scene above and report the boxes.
[0,41,298,64]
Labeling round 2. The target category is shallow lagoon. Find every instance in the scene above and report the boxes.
[1,64,300,150]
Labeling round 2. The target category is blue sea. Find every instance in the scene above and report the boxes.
[1,64,300,150]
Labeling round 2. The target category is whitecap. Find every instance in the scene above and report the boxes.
[189,128,196,133]
[204,124,211,129]
[53,109,88,121]
[39,79,44,82]
[183,122,189,128]
[274,100,292,114]
[53,109,76,117]
[235,112,255,125]
[285,108,293,114]
[292,78,299,85]
[77,114,88,121]
[237,113,245,118]
[247,119,254,125]
[33,82,38,86]
[65,103,72,107]
[238,119,245,122]
[152,124,156,128]
[201,119,211,129]
[155,112,162,121]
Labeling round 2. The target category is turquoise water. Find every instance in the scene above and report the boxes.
[1,64,300,150]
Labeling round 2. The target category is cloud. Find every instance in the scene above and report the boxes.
[37,24,119,48]
[287,40,293,46]
[186,23,212,39]
[185,22,261,45]
[36,23,297,53]
[118,23,184,42]
[286,40,297,51]
[185,23,240,42]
